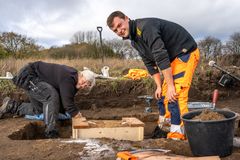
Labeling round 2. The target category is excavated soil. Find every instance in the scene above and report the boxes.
[1,98,240,160]
[0,77,240,160]
[192,109,226,121]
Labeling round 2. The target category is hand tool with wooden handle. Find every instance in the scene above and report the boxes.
[188,89,219,109]
[212,89,219,109]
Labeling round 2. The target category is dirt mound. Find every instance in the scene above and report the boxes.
[192,109,226,121]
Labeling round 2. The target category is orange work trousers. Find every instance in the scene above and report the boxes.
[161,48,200,125]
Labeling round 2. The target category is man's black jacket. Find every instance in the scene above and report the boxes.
[13,61,79,117]
[128,18,197,75]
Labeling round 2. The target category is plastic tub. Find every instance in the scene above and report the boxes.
[182,109,237,157]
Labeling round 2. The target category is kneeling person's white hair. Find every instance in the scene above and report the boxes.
[80,70,96,90]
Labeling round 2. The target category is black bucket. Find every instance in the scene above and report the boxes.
[182,109,237,157]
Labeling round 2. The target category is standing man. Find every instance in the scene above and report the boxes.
[107,11,200,140]
[0,61,95,138]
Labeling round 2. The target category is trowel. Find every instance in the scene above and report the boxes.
[188,89,219,110]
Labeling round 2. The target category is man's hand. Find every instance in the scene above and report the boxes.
[161,67,178,103]
[155,86,162,99]
[167,85,178,103]
[73,112,83,118]
[152,73,162,100]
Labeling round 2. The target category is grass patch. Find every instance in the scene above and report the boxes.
[0,80,16,94]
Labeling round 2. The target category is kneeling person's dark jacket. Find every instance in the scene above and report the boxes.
[13,61,79,117]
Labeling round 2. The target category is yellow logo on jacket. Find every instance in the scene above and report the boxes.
[137,27,142,36]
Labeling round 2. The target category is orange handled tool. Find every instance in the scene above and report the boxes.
[212,89,219,109]
[117,151,138,160]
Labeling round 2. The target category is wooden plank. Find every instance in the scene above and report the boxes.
[117,150,220,160]
[72,117,144,141]
[73,122,89,129]
[186,156,220,160]
[122,117,145,127]
[72,127,77,139]
[132,153,220,160]
[143,156,220,160]
[73,126,144,141]
[72,117,89,129]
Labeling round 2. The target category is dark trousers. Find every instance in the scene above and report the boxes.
[16,81,60,133]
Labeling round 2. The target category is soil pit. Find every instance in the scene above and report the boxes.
[8,119,157,141]
[192,109,226,121]
[8,120,72,140]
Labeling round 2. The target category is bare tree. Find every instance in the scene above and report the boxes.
[0,32,40,55]
[70,31,85,44]
[198,36,222,59]
[71,31,98,44]
[105,39,124,55]
[105,39,139,59]
[85,31,97,43]
[226,32,240,54]
[0,32,21,53]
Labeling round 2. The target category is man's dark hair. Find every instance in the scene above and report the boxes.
[107,11,126,28]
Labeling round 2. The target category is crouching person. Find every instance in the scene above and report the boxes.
[0,61,95,138]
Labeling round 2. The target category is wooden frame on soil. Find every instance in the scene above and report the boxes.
[72,117,144,141]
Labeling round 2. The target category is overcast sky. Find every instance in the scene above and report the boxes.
[0,0,239,48]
